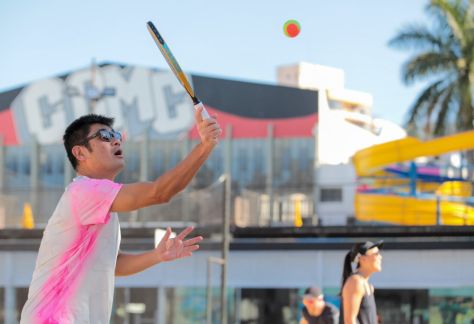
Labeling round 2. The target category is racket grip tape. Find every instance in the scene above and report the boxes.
[194,102,211,120]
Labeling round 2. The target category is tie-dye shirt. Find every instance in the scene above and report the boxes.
[21,176,123,324]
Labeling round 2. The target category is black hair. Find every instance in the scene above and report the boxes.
[339,243,364,295]
[63,114,114,170]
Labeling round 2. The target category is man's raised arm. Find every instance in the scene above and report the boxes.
[111,107,221,213]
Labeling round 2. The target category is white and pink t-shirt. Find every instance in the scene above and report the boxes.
[21,176,123,324]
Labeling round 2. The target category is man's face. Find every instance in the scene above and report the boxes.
[75,123,124,178]
[303,294,326,316]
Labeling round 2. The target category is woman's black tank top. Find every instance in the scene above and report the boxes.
[339,292,378,324]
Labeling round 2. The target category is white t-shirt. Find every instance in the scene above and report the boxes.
[21,176,123,324]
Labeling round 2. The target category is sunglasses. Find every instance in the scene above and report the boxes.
[81,129,122,144]
[365,251,381,257]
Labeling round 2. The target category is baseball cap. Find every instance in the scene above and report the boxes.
[354,240,384,255]
[303,286,323,298]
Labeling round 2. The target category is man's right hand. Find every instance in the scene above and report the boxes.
[195,106,222,147]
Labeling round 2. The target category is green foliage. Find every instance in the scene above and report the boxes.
[390,0,474,138]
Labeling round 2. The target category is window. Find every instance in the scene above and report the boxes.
[320,188,343,202]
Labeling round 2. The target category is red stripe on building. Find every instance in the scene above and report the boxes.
[0,108,18,145]
[188,106,318,139]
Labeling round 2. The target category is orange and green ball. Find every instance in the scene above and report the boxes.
[283,20,301,38]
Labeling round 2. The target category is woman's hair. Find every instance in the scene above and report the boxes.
[339,243,364,295]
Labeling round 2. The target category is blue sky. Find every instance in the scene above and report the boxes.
[0,0,430,125]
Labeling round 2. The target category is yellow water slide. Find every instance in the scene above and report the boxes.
[352,130,474,225]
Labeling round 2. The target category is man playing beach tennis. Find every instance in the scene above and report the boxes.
[20,107,221,323]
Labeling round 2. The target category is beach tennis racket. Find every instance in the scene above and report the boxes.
[146,21,210,120]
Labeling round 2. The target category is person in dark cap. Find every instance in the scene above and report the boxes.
[339,241,383,324]
[300,286,339,324]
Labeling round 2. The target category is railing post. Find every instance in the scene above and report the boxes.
[181,134,191,221]
[130,134,150,225]
[156,287,166,324]
[266,124,274,225]
[436,196,441,225]
[139,133,150,182]
[207,257,225,324]
[30,139,39,190]
[221,125,232,324]
[206,257,213,324]
[0,136,5,191]
[224,125,233,187]
[313,123,320,225]
[124,287,130,324]
[4,253,16,324]
[30,139,40,225]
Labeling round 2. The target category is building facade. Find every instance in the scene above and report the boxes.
[0,63,472,323]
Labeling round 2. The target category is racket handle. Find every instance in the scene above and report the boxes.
[194,102,211,120]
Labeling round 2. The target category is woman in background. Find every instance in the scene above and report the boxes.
[339,241,383,324]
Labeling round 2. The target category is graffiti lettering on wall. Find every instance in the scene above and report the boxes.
[11,65,194,145]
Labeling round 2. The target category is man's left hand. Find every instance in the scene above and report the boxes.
[154,226,203,263]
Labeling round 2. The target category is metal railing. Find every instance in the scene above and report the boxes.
[0,131,316,229]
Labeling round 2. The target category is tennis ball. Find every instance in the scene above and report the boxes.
[283,20,301,38]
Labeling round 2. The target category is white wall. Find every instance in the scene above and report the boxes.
[2,249,473,289]
[317,164,356,225]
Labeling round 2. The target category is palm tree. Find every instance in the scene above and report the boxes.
[389,0,474,138]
